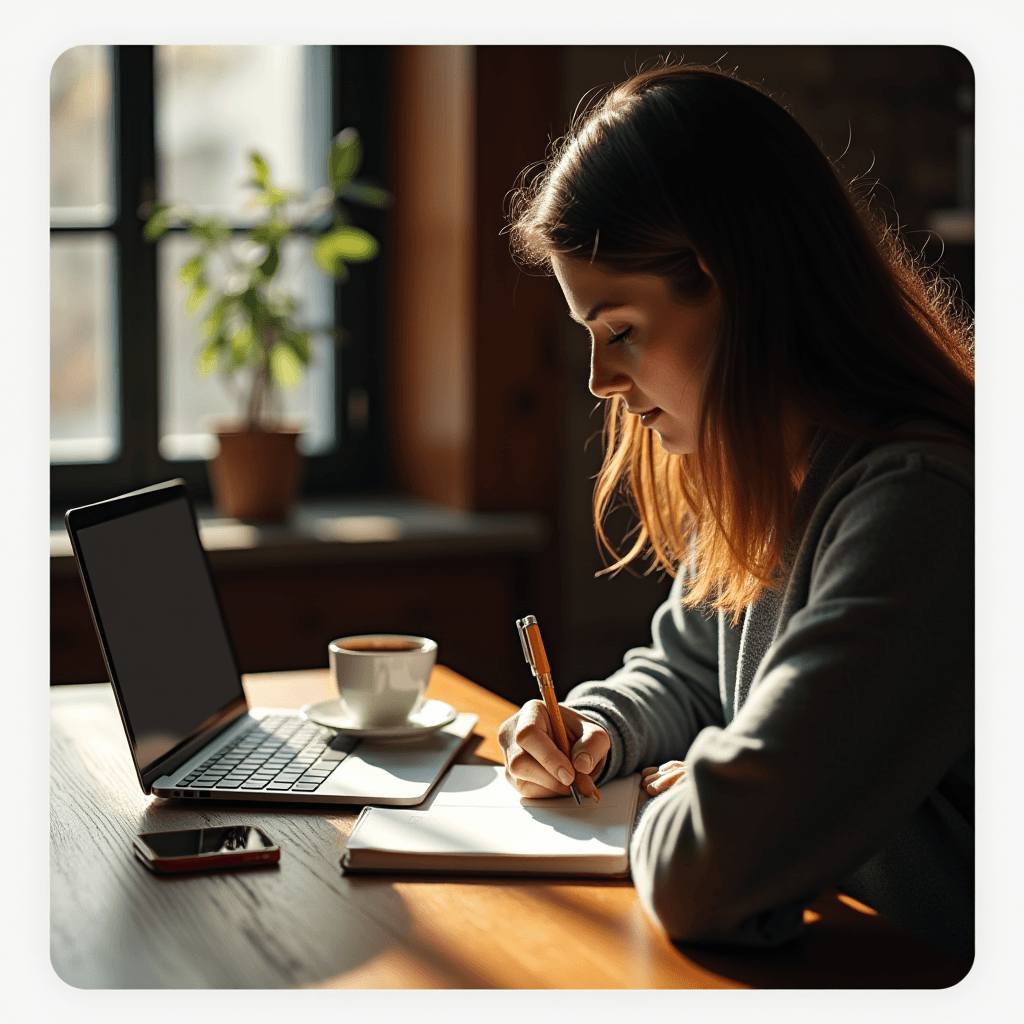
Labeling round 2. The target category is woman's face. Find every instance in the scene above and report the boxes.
[551,255,722,455]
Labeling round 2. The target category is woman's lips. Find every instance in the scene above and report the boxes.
[640,408,662,427]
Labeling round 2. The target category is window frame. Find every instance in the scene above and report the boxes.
[50,45,392,513]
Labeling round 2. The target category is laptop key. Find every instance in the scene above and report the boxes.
[291,783,320,791]
[241,780,269,789]
[329,735,361,754]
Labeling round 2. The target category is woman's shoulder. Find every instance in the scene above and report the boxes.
[810,419,973,504]
[842,420,973,495]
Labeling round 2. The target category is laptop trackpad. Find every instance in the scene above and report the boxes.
[320,713,477,804]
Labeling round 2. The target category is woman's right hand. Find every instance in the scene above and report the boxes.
[497,699,610,799]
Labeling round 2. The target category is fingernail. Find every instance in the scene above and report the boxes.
[557,767,573,786]
[574,753,592,773]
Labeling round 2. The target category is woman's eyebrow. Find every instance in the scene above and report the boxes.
[568,301,622,324]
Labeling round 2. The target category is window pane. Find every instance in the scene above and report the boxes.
[50,46,114,226]
[155,46,322,222]
[51,234,118,462]
[157,233,334,460]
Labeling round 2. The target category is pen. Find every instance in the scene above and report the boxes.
[517,614,598,804]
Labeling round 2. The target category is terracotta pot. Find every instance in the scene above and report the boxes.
[207,428,305,523]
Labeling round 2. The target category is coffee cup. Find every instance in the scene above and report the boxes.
[327,634,437,728]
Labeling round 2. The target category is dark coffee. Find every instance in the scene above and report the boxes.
[337,638,422,653]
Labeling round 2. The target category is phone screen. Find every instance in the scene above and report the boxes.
[139,825,275,858]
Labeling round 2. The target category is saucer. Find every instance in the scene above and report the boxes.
[300,698,458,740]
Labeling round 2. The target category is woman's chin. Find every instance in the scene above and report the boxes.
[654,430,694,456]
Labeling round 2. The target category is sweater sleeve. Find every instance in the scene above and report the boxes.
[628,452,974,948]
[563,567,725,785]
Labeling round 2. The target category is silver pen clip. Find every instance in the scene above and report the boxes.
[516,617,537,676]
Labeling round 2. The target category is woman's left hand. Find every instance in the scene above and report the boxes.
[641,760,688,795]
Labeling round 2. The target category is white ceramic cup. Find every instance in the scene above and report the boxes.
[327,634,437,728]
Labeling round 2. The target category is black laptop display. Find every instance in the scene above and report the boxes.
[67,482,248,784]
[65,479,477,806]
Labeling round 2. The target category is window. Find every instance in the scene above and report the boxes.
[50,45,391,511]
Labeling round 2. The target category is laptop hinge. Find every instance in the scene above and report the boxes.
[140,699,250,790]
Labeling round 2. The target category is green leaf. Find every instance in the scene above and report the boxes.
[240,287,267,326]
[185,278,209,314]
[201,296,232,340]
[329,128,362,192]
[284,330,312,364]
[312,225,378,277]
[196,338,222,376]
[338,181,392,208]
[177,255,204,286]
[230,324,256,367]
[143,203,175,241]
[187,218,231,245]
[270,342,303,389]
[257,244,280,279]
[250,221,289,246]
[251,187,293,208]
[249,152,270,189]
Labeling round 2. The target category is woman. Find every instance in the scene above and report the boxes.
[498,63,974,963]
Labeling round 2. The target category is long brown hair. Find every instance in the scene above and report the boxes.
[509,63,974,620]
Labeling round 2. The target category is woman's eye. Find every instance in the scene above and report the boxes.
[607,326,633,345]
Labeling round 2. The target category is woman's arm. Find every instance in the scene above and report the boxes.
[629,452,974,949]
[563,566,726,785]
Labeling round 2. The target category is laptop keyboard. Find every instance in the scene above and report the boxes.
[178,714,358,793]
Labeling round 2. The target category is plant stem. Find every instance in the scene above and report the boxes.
[244,325,278,431]
[246,361,268,430]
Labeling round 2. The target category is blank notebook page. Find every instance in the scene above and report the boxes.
[344,764,640,864]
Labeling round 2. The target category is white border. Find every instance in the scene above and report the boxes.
[9,1,1021,1019]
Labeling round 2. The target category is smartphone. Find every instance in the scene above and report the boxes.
[133,825,280,873]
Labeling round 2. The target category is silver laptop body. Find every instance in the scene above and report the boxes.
[65,479,476,807]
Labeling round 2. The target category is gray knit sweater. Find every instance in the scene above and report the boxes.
[564,423,974,963]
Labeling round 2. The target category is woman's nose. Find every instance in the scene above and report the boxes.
[589,345,631,399]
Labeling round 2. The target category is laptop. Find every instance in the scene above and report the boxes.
[64,479,478,806]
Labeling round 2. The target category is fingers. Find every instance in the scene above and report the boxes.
[562,709,609,801]
[641,760,688,795]
[500,700,575,797]
[498,701,615,801]
[566,710,610,779]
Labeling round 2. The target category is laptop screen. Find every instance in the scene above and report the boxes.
[74,494,244,772]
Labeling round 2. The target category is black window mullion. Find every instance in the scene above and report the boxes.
[302,44,391,494]
[114,46,160,493]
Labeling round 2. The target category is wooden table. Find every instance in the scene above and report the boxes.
[50,667,970,989]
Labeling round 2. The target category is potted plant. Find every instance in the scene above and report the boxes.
[144,128,388,522]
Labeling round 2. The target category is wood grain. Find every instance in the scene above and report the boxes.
[50,670,969,989]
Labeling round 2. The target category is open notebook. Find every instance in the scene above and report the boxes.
[341,764,641,876]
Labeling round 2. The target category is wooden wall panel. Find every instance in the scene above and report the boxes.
[471,47,565,517]
[389,45,567,666]
[389,46,474,509]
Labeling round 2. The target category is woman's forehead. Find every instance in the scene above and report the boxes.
[552,255,678,319]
